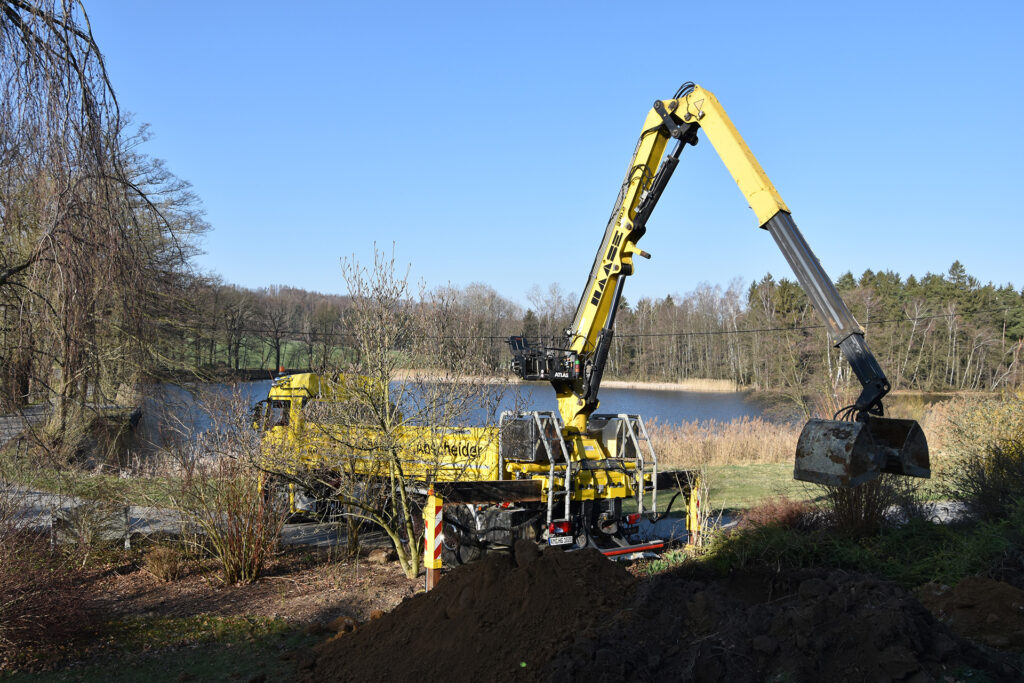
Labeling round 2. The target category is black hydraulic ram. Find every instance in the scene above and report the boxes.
[762,211,929,487]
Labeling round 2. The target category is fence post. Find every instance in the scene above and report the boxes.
[423,488,443,590]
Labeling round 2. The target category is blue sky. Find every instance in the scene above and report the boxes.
[86,1,1022,305]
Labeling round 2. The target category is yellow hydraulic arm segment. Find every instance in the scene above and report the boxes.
[509,82,929,487]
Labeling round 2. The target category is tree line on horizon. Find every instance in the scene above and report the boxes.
[159,260,1024,397]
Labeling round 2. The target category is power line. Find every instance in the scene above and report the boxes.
[161,305,1019,342]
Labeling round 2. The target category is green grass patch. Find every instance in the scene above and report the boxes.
[702,510,1021,589]
[705,463,817,510]
[627,463,821,516]
[4,616,318,682]
[633,463,946,518]
[104,614,294,651]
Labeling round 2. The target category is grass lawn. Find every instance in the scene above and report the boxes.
[705,463,821,511]
[627,463,821,516]
[618,462,819,516]
[639,463,945,517]
[4,616,320,682]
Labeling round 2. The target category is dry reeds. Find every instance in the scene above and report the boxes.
[648,417,801,469]
[921,390,1024,476]
[603,378,742,393]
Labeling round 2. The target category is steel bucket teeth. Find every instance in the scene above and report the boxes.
[794,417,930,488]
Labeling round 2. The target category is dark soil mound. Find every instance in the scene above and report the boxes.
[545,568,1009,682]
[919,577,1024,650]
[308,542,634,682]
[308,544,1016,682]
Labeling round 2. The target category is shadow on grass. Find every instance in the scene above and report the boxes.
[5,615,323,682]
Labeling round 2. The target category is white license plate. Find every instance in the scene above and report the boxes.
[548,535,572,546]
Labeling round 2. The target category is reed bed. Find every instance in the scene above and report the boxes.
[648,417,801,469]
[602,378,741,393]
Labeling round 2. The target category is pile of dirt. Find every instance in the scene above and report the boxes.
[544,568,1006,682]
[307,543,1015,682]
[307,542,634,681]
[918,577,1024,650]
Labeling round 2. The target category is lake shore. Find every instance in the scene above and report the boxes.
[389,369,743,393]
[195,368,994,401]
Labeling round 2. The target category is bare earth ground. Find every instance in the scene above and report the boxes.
[93,549,420,625]
[307,544,1024,682]
[0,545,423,678]
[6,538,1024,680]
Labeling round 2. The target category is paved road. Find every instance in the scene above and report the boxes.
[4,482,966,555]
[1,483,392,549]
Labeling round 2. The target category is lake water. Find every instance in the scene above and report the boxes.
[487,383,774,426]
[138,379,778,442]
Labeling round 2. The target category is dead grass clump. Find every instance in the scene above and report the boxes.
[742,496,817,531]
[648,417,800,468]
[144,545,183,582]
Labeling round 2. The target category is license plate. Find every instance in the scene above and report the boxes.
[548,535,572,546]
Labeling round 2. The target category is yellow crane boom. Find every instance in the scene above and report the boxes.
[510,82,929,487]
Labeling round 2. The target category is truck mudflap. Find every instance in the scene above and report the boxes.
[597,539,666,560]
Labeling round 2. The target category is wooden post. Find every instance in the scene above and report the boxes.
[423,488,443,590]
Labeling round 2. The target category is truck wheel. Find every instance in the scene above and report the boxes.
[441,533,485,565]
[441,505,484,565]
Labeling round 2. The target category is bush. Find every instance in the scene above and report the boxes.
[144,545,183,582]
[0,533,99,668]
[156,387,287,585]
[53,498,127,567]
[923,391,1024,475]
[943,437,1024,522]
[742,496,817,531]
[816,474,925,538]
[172,456,286,585]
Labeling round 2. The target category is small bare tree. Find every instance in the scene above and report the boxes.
[259,246,510,578]
[157,386,286,584]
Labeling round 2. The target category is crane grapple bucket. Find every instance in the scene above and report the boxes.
[794,417,930,487]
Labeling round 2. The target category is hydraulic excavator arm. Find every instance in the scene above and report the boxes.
[509,83,929,487]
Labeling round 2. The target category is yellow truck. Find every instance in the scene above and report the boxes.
[254,370,675,561]
[256,82,929,562]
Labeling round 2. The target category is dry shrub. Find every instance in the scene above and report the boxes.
[1,469,103,664]
[144,545,182,582]
[648,417,800,468]
[817,474,925,538]
[943,437,1024,522]
[923,390,1024,476]
[743,496,816,531]
[158,386,287,584]
[172,456,285,585]
[53,498,127,567]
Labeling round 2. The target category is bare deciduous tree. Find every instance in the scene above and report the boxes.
[259,247,510,578]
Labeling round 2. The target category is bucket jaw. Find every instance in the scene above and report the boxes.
[794,416,930,487]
